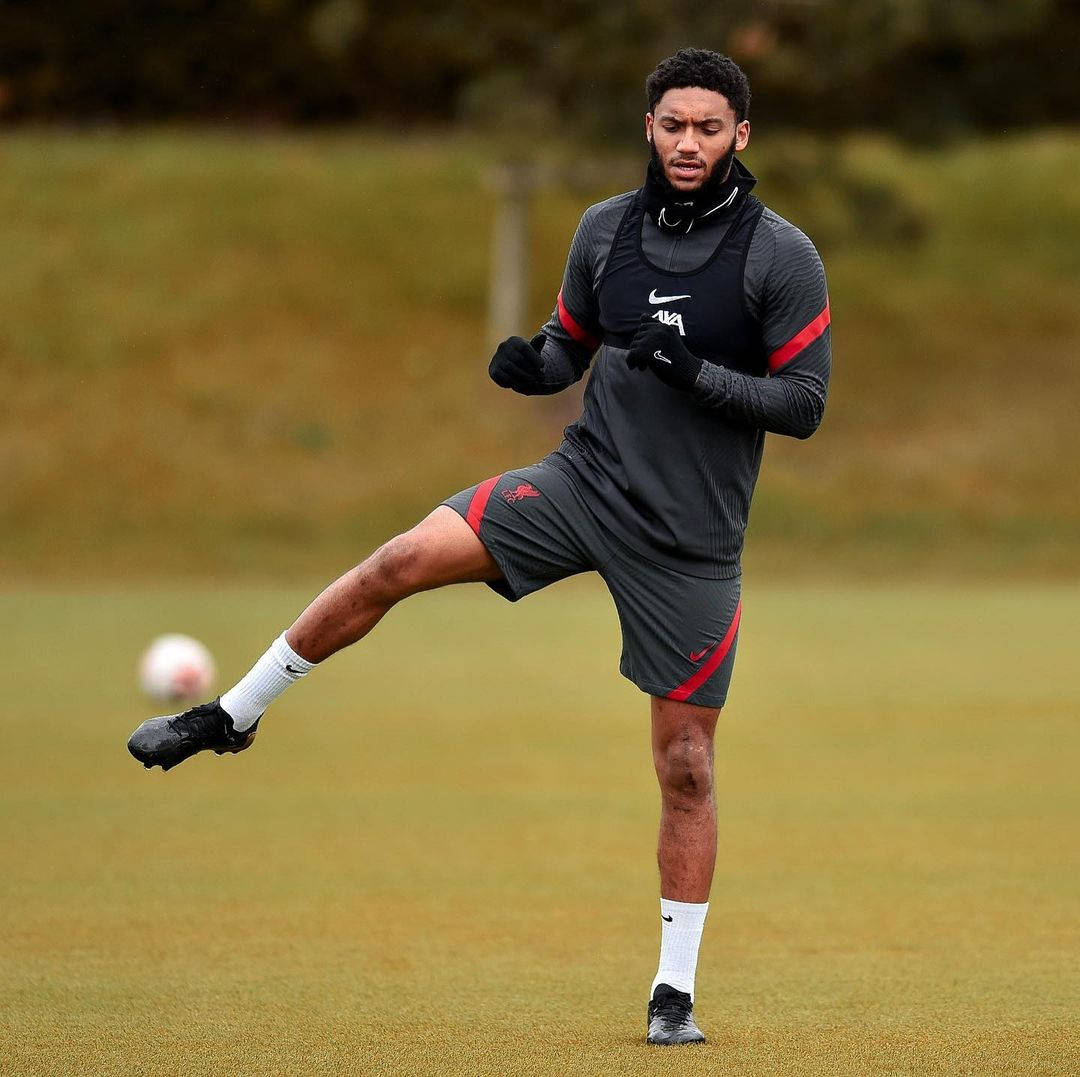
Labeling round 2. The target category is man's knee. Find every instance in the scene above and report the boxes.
[360,530,430,602]
[656,725,715,808]
[356,506,500,604]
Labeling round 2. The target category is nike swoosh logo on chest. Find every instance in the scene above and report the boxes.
[648,289,692,304]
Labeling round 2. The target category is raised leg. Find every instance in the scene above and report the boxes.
[128,505,502,770]
[286,505,502,663]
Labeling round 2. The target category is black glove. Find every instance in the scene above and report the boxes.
[626,316,703,392]
[489,333,547,394]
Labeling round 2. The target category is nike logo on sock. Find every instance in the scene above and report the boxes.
[285,664,305,676]
[661,914,674,922]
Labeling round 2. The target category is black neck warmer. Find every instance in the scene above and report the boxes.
[642,147,756,235]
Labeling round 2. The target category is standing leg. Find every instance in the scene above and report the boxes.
[646,695,719,1044]
[652,696,720,903]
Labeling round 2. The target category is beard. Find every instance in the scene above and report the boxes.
[647,135,738,203]
[643,134,743,234]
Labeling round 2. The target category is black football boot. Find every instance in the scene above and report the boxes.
[647,983,706,1045]
[127,699,258,772]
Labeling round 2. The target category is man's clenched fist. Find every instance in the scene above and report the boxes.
[489,333,547,394]
[626,316,703,392]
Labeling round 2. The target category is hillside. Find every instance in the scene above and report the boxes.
[2,130,1078,581]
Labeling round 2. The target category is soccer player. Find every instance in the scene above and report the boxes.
[127,48,831,1046]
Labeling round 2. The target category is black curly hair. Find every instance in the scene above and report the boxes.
[645,48,750,121]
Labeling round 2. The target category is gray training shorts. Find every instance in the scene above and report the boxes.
[442,459,742,709]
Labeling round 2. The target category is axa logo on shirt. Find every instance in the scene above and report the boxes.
[646,289,690,336]
[651,309,686,335]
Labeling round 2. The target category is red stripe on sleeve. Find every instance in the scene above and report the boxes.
[666,600,743,703]
[465,475,501,535]
[767,299,831,373]
[557,291,601,352]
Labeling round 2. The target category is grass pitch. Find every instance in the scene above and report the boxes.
[1,581,1078,1075]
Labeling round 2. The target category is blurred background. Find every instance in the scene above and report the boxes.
[2,0,1078,581]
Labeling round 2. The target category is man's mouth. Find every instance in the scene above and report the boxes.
[669,159,705,182]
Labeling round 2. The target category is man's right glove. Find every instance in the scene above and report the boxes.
[488,333,547,394]
[626,316,704,393]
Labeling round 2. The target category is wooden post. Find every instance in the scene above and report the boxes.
[487,163,538,348]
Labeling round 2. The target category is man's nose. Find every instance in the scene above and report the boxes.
[676,130,700,154]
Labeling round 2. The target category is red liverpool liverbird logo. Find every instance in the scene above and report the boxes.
[502,483,541,504]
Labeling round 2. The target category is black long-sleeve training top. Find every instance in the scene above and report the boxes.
[526,158,831,578]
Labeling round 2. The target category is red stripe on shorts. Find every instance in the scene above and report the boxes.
[666,600,743,703]
[465,475,502,535]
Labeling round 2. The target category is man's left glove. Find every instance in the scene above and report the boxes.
[489,333,548,394]
[626,316,703,392]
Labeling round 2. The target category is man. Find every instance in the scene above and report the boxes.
[128,48,831,1046]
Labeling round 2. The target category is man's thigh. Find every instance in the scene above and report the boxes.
[394,505,505,588]
[604,553,743,709]
[441,462,611,601]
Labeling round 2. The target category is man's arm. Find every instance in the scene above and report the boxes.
[628,219,831,439]
[694,221,830,438]
[489,206,606,395]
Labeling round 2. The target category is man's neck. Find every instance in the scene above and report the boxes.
[642,154,755,235]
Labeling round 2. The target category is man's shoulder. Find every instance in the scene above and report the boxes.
[745,201,829,315]
[753,204,824,265]
[569,190,638,266]
[581,189,638,227]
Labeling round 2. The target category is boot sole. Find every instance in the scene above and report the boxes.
[128,730,256,771]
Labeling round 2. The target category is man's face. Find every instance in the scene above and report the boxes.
[645,87,750,192]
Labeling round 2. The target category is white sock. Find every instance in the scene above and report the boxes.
[219,633,315,732]
[651,898,709,1000]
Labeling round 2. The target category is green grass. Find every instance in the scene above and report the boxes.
[1,129,1079,581]
[2,581,1078,1074]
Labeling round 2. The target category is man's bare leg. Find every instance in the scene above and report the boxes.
[651,696,720,902]
[287,506,502,662]
[647,695,719,1042]
[128,507,501,769]
[218,505,502,722]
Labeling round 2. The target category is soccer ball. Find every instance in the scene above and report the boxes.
[138,634,216,703]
